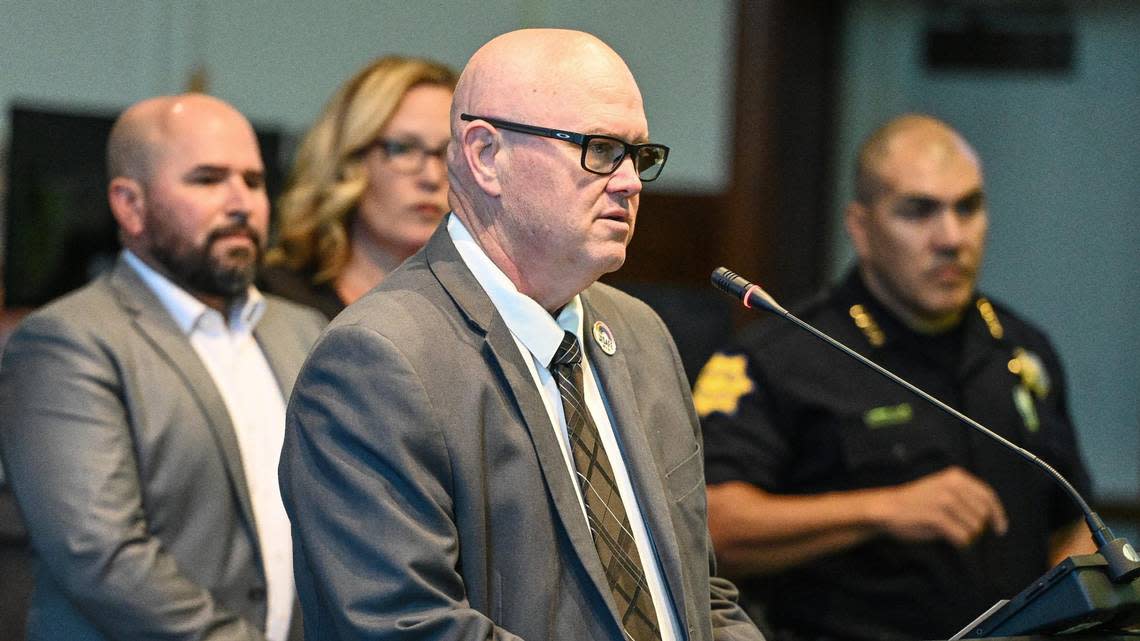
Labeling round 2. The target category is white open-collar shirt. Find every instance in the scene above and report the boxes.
[124,250,293,641]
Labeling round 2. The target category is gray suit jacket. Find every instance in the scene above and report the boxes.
[0,257,325,641]
[280,224,763,640]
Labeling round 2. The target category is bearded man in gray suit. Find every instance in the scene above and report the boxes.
[0,94,324,640]
[280,29,764,641]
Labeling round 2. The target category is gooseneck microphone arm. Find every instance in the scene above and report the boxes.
[711,266,1140,584]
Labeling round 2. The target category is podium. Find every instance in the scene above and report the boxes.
[955,554,1140,637]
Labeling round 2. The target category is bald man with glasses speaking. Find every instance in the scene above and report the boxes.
[280,28,764,641]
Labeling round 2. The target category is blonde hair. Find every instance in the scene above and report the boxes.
[267,56,456,282]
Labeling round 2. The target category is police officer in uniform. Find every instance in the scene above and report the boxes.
[694,114,1093,641]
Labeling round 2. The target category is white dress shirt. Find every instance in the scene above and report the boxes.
[124,251,293,641]
[447,215,681,641]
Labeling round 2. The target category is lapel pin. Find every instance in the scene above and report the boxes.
[592,320,616,355]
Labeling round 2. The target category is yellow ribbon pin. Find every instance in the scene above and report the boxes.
[1008,348,1051,400]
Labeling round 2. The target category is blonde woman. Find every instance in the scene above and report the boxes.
[261,56,457,318]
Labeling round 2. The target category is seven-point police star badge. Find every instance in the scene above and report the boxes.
[692,353,754,418]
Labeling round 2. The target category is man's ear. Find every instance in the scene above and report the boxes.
[845,201,871,261]
[108,177,146,237]
[460,123,502,198]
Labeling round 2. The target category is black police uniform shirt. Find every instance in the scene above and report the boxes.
[694,269,1091,641]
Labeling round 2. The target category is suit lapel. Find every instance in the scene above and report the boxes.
[422,225,625,627]
[109,259,261,556]
[582,289,691,633]
[255,303,303,396]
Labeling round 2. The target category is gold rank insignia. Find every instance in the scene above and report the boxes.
[693,353,754,418]
[976,298,1005,340]
[849,304,885,347]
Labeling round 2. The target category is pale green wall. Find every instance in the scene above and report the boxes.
[832,1,1140,500]
[0,0,732,192]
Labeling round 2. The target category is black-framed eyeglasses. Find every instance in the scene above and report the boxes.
[363,138,448,175]
[459,113,670,182]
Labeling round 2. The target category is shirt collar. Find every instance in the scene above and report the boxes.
[838,266,982,348]
[446,214,583,367]
[122,249,266,336]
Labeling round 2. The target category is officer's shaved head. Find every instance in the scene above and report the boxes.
[854,114,981,206]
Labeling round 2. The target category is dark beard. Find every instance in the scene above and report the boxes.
[150,222,263,300]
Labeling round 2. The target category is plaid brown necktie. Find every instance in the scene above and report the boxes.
[549,331,661,641]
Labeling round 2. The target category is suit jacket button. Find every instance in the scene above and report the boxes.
[247,586,266,602]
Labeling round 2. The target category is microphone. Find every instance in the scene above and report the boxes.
[711,266,1140,635]
[710,267,788,315]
